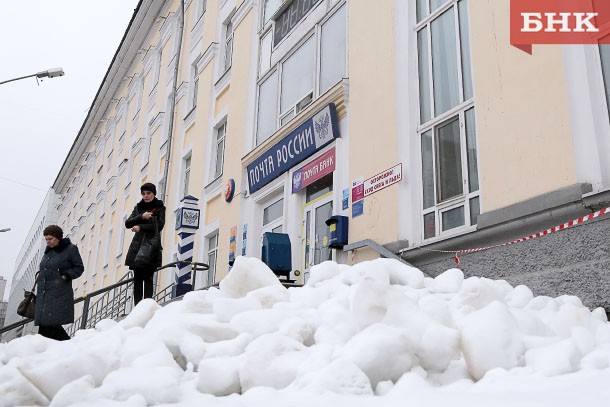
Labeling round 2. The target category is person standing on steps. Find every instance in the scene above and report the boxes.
[36,225,84,341]
[125,182,166,305]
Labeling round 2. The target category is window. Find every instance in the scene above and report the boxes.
[263,198,284,233]
[182,155,191,197]
[259,31,273,75]
[256,71,278,145]
[273,0,324,46]
[262,0,282,26]
[207,233,218,286]
[223,20,234,72]
[255,4,347,145]
[280,36,315,124]
[191,72,199,109]
[198,0,207,18]
[213,122,226,179]
[417,0,478,239]
[320,5,347,94]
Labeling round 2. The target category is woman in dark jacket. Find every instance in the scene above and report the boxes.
[125,182,166,305]
[36,225,84,341]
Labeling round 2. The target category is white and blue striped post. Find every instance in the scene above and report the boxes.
[173,195,200,298]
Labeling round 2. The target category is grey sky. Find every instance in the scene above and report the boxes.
[0,1,139,300]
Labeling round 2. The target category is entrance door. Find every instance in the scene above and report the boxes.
[303,196,333,271]
[302,173,334,275]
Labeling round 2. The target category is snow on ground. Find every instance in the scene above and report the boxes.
[1,256,610,406]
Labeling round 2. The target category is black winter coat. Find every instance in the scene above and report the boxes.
[35,238,84,326]
[125,198,166,269]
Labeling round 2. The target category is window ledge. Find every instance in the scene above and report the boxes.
[214,68,231,95]
[184,105,197,129]
[204,176,223,202]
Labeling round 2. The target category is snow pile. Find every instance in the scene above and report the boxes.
[1,257,610,406]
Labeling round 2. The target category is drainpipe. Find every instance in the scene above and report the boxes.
[161,0,185,201]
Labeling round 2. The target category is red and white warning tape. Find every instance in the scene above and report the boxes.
[414,207,610,265]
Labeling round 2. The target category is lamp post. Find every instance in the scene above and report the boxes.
[0,68,65,86]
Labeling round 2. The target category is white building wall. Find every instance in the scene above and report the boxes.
[3,189,59,340]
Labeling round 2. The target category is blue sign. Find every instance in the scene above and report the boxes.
[247,103,339,194]
[342,188,349,210]
[352,200,364,218]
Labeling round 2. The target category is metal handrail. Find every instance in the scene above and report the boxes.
[0,260,209,339]
[67,271,134,336]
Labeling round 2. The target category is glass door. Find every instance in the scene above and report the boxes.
[303,194,333,271]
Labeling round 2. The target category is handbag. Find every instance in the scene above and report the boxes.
[17,273,39,319]
[134,217,162,269]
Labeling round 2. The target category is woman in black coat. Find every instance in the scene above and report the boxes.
[125,183,166,305]
[36,225,84,341]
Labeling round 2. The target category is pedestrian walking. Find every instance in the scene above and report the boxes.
[125,182,166,305]
[36,225,84,341]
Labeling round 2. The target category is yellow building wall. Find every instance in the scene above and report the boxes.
[205,10,254,282]
[347,0,399,256]
[469,0,576,212]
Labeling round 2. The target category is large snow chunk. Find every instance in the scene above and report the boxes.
[292,358,373,395]
[306,261,341,286]
[219,256,283,298]
[340,324,415,387]
[432,268,464,293]
[197,356,242,396]
[239,334,308,391]
[460,301,524,380]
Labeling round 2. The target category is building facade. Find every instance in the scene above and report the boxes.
[0,276,7,329]
[8,0,610,323]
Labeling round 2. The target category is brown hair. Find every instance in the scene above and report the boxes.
[43,225,63,240]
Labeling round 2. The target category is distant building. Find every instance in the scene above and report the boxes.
[0,276,7,329]
[3,190,59,341]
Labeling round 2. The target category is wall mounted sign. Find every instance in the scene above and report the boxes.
[247,103,339,194]
[175,207,200,230]
[224,179,236,202]
[292,147,336,193]
[363,163,402,197]
[229,226,237,263]
[351,177,364,202]
[274,0,323,46]
[241,224,248,256]
[342,188,349,210]
[352,200,364,218]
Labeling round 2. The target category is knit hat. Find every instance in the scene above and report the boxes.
[140,182,157,196]
[43,225,63,240]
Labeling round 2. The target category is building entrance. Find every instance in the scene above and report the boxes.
[302,174,333,279]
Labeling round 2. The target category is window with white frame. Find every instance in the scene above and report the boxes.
[223,20,234,72]
[263,198,284,233]
[280,36,315,125]
[416,0,478,239]
[207,232,218,286]
[191,69,199,109]
[104,229,112,267]
[213,122,226,180]
[197,0,207,18]
[255,4,347,146]
[182,155,191,198]
[262,0,282,26]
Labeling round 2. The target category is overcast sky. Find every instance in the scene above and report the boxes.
[0,1,139,300]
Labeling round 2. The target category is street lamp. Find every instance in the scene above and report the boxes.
[0,228,10,233]
[0,68,65,86]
